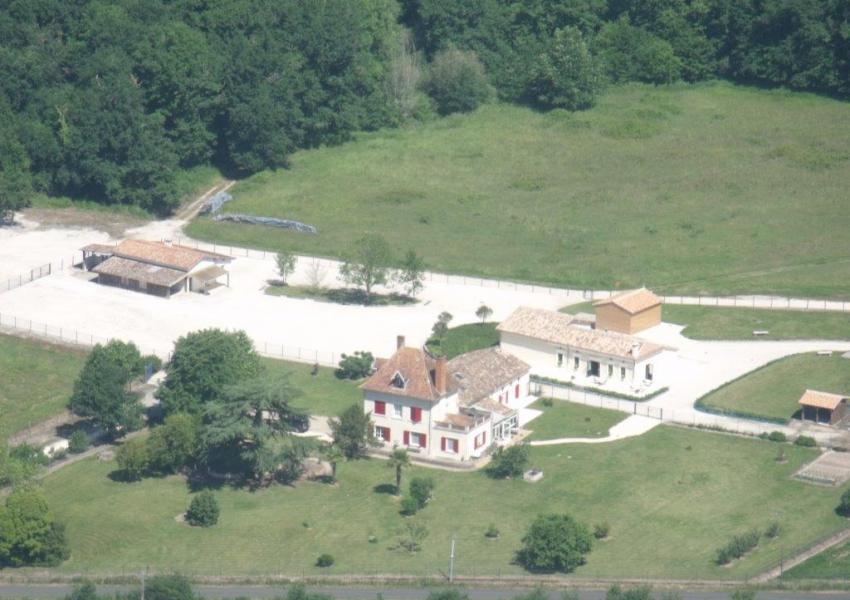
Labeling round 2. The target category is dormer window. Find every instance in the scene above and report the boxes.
[391,371,406,389]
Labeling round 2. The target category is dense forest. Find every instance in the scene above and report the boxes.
[0,0,848,215]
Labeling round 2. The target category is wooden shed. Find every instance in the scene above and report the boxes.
[798,389,848,425]
[594,288,662,334]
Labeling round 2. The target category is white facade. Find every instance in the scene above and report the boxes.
[364,374,532,462]
[500,331,666,396]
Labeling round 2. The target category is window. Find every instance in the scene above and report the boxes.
[406,432,426,448]
[441,437,459,454]
[410,406,422,423]
[645,363,654,381]
[391,371,406,389]
[557,352,564,367]
[474,431,487,449]
[608,364,613,377]
[574,356,580,370]
[621,367,626,380]
[515,384,520,399]
[374,400,386,415]
[374,426,390,442]
[393,403,403,418]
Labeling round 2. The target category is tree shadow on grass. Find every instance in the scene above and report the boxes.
[373,483,398,495]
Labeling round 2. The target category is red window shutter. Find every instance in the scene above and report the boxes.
[515,384,520,399]
[384,427,390,442]
[411,407,421,422]
[374,401,385,415]
[441,437,446,451]
[420,434,427,449]
[403,431,410,446]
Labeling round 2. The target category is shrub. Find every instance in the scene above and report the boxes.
[68,430,89,454]
[335,351,374,380]
[144,574,195,600]
[794,435,817,447]
[529,27,604,111]
[400,495,419,516]
[115,438,149,481]
[485,444,529,479]
[594,522,610,540]
[316,553,334,568]
[147,413,199,474]
[715,529,761,565]
[517,513,593,573]
[185,491,219,527]
[409,476,435,509]
[767,431,787,442]
[423,48,493,115]
[540,398,554,408]
[605,585,653,600]
[837,488,850,517]
[485,524,500,538]
[765,521,781,539]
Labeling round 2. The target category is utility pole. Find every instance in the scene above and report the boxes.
[449,538,456,583]
[140,567,147,600]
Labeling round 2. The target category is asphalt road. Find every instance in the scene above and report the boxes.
[0,585,847,600]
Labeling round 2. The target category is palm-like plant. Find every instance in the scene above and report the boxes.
[387,448,411,495]
[322,443,345,481]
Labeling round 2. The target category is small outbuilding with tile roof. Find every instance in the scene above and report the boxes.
[798,389,848,425]
[594,288,662,334]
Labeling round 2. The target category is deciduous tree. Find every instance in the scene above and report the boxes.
[339,234,393,304]
[517,513,592,573]
[329,404,378,459]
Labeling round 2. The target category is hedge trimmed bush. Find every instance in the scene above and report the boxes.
[185,491,219,527]
[767,431,787,443]
[794,435,817,447]
[838,488,850,517]
[316,553,334,568]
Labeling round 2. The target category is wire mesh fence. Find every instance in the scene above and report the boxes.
[172,236,850,312]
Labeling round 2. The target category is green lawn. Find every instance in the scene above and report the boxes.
[0,334,87,437]
[261,358,360,417]
[187,82,850,298]
[41,426,849,580]
[526,399,626,441]
[663,305,850,340]
[426,322,499,359]
[783,539,850,580]
[697,353,850,423]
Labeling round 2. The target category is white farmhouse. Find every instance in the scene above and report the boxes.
[361,337,531,462]
[497,306,668,396]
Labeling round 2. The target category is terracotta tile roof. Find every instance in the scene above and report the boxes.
[594,288,661,315]
[798,389,846,410]
[436,413,475,428]
[92,256,187,287]
[473,397,514,417]
[113,240,231,272]
[448,347,530,406]
[360,347,456,402]
[498,307,664,361]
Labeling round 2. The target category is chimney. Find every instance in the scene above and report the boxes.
[435,355,447,394]
[396,335,406,350]
[631,342,641,359]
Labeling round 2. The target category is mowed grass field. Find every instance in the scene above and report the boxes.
[0,334,86,436]
[662,305,850,340]
[697,353,850,422]
[526,400,626,440]
[41,426,848,580]
[783,539,850,580]
[187,82,850,298]
[425,322,499,359]
[261,358,360,417]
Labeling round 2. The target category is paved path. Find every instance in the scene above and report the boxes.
[529,415,659,446]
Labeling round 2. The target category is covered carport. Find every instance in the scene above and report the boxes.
[189,265,230,293]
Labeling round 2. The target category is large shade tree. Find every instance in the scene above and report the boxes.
[157,329,262,416]
[200,376,309,481]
